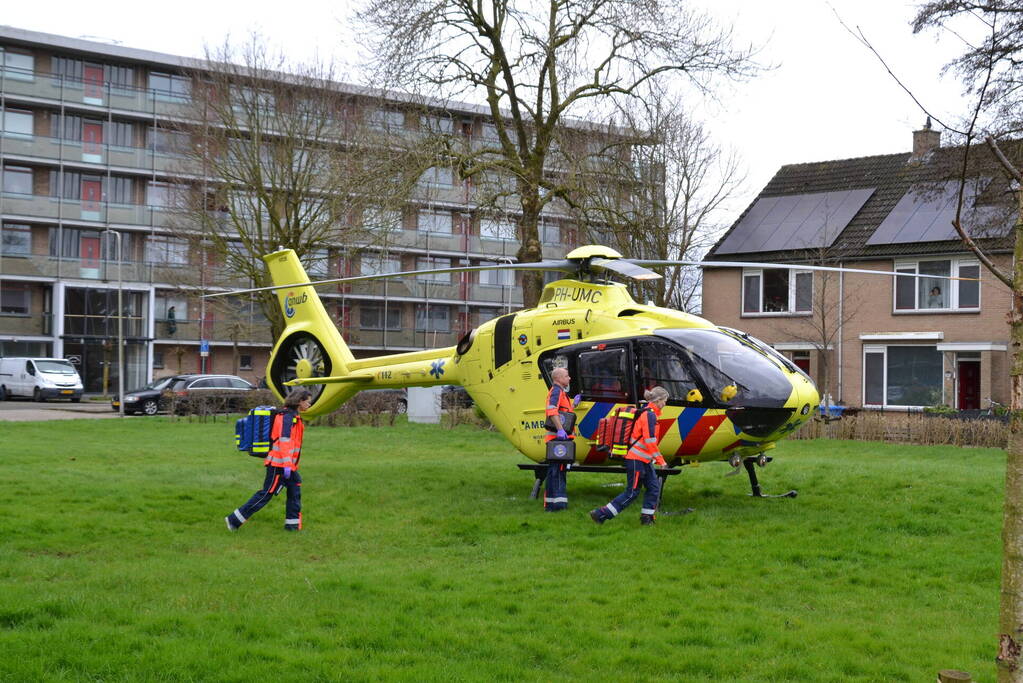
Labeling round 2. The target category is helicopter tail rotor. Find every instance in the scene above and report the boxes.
[263,249,360,416]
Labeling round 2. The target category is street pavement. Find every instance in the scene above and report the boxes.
[0,398,123,421]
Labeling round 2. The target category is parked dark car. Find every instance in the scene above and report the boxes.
[112,374,256,415]
[352,388,407,413]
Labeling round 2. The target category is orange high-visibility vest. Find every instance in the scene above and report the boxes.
[264,410,304,470]
[545,384,575,442]
[626,403,664,465]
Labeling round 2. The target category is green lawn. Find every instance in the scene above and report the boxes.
[0,419,1004,682]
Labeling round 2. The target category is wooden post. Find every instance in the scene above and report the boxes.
[937,670,973,683]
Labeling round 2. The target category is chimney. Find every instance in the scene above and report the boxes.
[912,117,941,159]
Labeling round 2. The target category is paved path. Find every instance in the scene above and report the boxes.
[0,399,122,422]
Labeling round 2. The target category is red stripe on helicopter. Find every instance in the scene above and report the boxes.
[674,413,728,456]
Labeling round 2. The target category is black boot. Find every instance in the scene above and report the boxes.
[640,514,655,526]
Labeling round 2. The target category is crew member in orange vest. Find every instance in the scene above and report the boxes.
[544,366,580,512]
[590,386,669,526]
[226,389,312,531]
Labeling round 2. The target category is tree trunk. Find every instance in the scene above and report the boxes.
[998,203,1023,682]
[517,187,545,309]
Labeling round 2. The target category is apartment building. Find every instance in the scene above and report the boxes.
[0,26,589,393]
[701,123,1015,411]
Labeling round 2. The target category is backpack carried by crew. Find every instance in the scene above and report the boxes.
[235,405,279,457]
[594,402,652,459]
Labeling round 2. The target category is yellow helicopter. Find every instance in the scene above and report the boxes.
[213,244,827,499]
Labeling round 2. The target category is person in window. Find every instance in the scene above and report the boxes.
[590,386,669,526]
[166,305,177,336]
[226,389,312,532]
[927,286,943,308]
[544,366,581,512]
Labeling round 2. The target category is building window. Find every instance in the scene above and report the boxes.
[478,264,514,286]
[359,303,401,330]
[894,258,980,312]
[305,249,330,277]
[360,254,401,276]
[477,308,502,324]
[420,114,454,134]
[418,166,454,187]
[2,50,34,81]
[148,127,189,154]
[416,256,451,282]
[2,166,33,195]
[863,345,943,408]
[742,268,812,314]
[480,218,515,241]
[147,181,186,209]
[108,121,134,148]
[152,350,164,369]
[418,209,452,234]
[239,354,253,370]
[1,224,32,256]
[146,237,189,266]
[367,108,405,131]
[2,108,33,139]
[148,72,190,101]
[415,305,450,332]
[109,177,134,205]
[0,284,30,314]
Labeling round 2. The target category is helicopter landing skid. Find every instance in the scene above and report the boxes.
[742,456,797,499]
[517,463,682,500]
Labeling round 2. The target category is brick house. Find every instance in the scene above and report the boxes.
[701,123,1015,411]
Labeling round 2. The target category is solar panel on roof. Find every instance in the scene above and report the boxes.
[866,178,1002,245]
[716,188,875,254]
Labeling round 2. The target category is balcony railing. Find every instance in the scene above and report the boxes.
[1,68,192,118]
[0,132,197,174]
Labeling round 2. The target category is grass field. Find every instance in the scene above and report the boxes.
[0,418,1005,681]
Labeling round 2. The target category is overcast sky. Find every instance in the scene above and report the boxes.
[2,0,969,218]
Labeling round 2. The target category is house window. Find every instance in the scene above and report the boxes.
[480,218,515,241]
[239,354,253,370]
[415,305,450,332]
[108,121,134,148]
[418,166,454,187]
[147,182,186,209]
[418,209,452,234]
[894,258,980,311]
[540,223,560,245]
[2,108,33,138]
[360,254,401,276]
[477,307,501,324]
[359,303,401,330]
[742,269,812,314]
[863,345,943,408]
[152,350,164,369]
[478,264,514,287]
[154,295,187,322]
[1,284,29,314]
[2,50,34,81]
[109,177,134,205]
[146,237,189,266]
[2,224,32,256]
[416,257,451,282]
[148,72,190,100]
[148,127,189,154]
[2,166,33,195]
[305,249,330,277]
[792,351,811,374]
[420,115,454,134]
[367,108,405,131]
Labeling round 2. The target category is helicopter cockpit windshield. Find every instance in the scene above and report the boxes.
[655,329,793,408]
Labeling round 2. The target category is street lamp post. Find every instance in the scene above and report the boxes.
[102,229,124,418]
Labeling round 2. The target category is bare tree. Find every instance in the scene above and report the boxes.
[355,0,759,307]
[166,38,426,340]
[567,92,744,311]
[871,4,1023,679]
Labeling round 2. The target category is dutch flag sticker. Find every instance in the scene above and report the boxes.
[557,329,571,340]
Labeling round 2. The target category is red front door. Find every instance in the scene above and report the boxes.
[958,360,981,410]
[84,65,104,102]
[81,179,102,215]
[81,235,101,269]
[83,122,103,158]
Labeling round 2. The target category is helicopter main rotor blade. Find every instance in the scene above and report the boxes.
[630,259,981,282]
[203,260,575,298]
[589,258,662,281]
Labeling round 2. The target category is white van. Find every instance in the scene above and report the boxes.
[0,357,84,402]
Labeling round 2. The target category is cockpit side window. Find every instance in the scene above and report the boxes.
[577,347,632,403]
[634,340,704,405]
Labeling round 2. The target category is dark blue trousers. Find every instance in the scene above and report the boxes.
[596,459,660,521]
[228,466,302,529]
[544,461,568,511]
